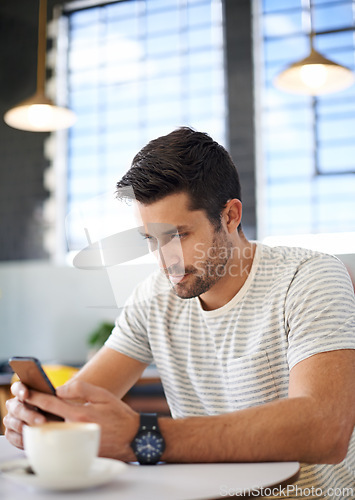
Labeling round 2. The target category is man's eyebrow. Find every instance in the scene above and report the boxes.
[162,225,191,235]
[138,225,192,237]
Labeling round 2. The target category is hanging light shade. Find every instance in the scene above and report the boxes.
[274,48,355,96]
[4,0,76,132]
[4,93,76,132]
[274,0,355,96]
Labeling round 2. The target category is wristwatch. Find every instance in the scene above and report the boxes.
[130,413,165,465]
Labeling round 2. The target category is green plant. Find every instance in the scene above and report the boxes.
[87,322,115,348]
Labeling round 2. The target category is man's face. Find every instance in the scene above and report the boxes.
[137,192,233,299]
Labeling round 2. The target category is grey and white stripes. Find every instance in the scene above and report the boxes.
[106,243,355,498]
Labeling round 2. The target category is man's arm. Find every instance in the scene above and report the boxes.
[8,349,355,463]
[70,346,148,398]
[159,349,355,464]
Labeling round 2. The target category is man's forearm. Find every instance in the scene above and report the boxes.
[71,347,147,398]
[159,396,350,464]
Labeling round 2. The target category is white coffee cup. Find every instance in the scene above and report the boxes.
[23,422,101,478]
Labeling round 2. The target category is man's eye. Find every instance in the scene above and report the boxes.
[144,236,158,251]
[172,233,187,240]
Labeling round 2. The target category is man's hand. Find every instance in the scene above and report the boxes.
[4,381,47,449]
[4,380,140,462]
[56,381,139,461]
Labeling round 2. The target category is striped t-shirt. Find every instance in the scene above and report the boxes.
[106,243,355,498]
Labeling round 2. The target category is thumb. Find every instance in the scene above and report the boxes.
[56,380,111,404]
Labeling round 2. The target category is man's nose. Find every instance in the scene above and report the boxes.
[156,242,182,271]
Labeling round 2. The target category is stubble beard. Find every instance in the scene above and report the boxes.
[167,230,233,300]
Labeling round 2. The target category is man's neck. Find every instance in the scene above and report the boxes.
[198,239,256,311]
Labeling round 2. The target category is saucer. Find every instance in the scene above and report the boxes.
[0,457,127,491]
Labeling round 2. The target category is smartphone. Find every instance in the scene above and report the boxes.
[8,356,56,395]
[8,356,63,421]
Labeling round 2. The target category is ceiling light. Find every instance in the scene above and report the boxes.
[4,0,76,132]
[274,48,355,96]
[274,0,355,96]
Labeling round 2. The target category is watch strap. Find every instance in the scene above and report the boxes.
[139,413,161,432]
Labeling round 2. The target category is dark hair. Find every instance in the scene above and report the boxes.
[116,127,242,230]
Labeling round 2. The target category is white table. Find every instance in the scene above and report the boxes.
[0,436,300,499]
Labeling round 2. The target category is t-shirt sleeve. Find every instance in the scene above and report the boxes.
[105,277,154,365]
[285,254,355,370]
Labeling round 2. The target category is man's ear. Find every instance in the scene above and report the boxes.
[223,199,242,233]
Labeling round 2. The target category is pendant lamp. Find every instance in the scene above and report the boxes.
[274,0,355,96]
[4,0,76,132]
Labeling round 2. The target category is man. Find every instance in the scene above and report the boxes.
[4,128,355,497]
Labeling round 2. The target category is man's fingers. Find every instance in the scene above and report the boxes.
[6,397,46,426]
[56,380,112,404]
[24,382,111,421]
[11,381,30,402]
[24,390,74,420]
[20,381,114,423]
[3,397,46,450]
[3,412,21,434]
[4,427,24,450]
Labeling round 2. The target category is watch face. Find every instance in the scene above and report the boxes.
[133,431,165,464]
